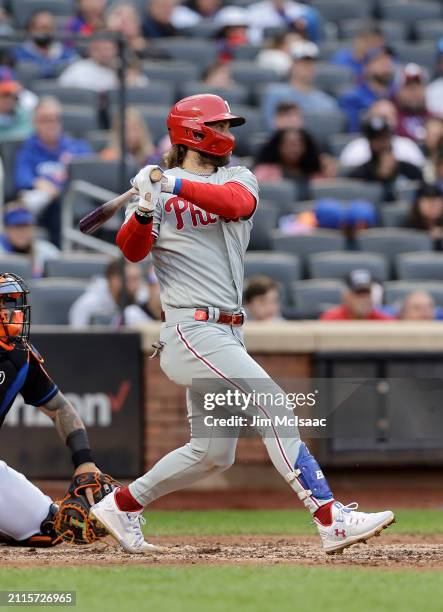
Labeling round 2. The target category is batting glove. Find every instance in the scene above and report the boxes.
[131,165,162,216]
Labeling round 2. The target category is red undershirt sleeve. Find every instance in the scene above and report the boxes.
[116,213,155,262]
[178,180,256,219]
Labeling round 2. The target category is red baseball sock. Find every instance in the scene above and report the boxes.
[114,486,144,512]
[313,500,335,526]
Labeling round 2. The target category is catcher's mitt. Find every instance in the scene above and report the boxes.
[54,472,118,545]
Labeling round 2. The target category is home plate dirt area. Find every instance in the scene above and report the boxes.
[1,535,443,569]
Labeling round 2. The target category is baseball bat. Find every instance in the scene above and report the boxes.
[78,167,163,235]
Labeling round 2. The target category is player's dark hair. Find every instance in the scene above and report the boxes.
[163,144,188,169]
[244,276,278,304]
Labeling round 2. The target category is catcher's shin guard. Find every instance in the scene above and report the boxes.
[285,443,333,513]
[0,503,61,548]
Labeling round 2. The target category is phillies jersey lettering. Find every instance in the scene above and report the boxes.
[124,166,259,311]
[165,197,218,230]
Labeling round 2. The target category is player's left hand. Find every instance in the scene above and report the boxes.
[74,462,101,505]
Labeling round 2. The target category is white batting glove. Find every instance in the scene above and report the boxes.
[131,165,162,215]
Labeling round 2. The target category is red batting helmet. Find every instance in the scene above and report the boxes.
[167,94,245,157]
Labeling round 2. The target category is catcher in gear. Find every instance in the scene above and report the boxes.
[0,273,111,547]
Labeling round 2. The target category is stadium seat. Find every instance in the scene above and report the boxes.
[340,19,407,42]
[292,279,345,319]
[396,182,421,204]
[151,38,218,68]
[355,229,433,265]
[314,63,354,96]
[271,230,346,265]
[230,104,263,155]
[416,20,443,42]
[259,181,298,215]
[244,252,302,308]
[14,62,43,88]
[0,255,33,281]
[180,20,219,38]
[179,82,249,106]
[62,106,100,136]
[248,204,279,251]
[0,137,25,200]
[68,157,139,193]
[45,254,111,280]
[108,83,175,107]
[380,202,411,228]
[312,0,372,22]
[396,253,443,282]
[392,42,437,74]
[142,61,202,86]
[231,45,261,61]
[230,62,282,87]
[308,251,389,282]
[384,281,443,308]
[11,0,74,29]
[32,82,99,106]
[311,180,384,204]
[132,105,170,144]
[303,110,348,146]
[85,130,111,153]
[328,133,357,158]
[380,2,442,29]
[29,279,88,325]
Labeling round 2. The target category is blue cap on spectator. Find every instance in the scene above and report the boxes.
[4,207,35,227]
[438,37,443,55]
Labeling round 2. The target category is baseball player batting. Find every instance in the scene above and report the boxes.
[0,273,113,547]
[90,94,395,555]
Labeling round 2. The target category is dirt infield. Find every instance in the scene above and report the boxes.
[1,535,443,569]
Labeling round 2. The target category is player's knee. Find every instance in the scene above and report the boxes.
[203,447,236,471]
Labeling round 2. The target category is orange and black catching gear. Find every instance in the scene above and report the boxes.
[54,472,118,544]
[0,273,30,350]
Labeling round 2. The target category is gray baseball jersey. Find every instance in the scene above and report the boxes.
[124,166,259,311]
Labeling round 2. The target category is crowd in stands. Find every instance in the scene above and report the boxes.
[1,0,443,325]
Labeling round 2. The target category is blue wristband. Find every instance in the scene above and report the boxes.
[173,178,182,195]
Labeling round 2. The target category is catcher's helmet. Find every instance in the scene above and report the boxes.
[167,94,245,157]
[0,273,30,348]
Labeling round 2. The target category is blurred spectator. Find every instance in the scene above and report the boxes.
[172,0,222,28]
[436,146,443,193]
[340,99,425,169]
[0,6,13,36]
[339,47,396,132]
[203,62,235,89]
[399,291,436,321]
[65,0,106,35]
[349,116,423,201]
[58,38,119,92]
[0,68,33,141]
[426,37,443,118]
[244,276,282,321]
[101,106,161,167]
[423,117,443,181]
[0,202,59,278]
[321,270,394,321]
[69,259,159,327]
[214,6,249,63]
[262,42,337,130]
[14,97,91,245]
[332,22,385,81]
[256,31,303,77]
[272,101,303,131]
[13,11,77,79]
[254,127,332,200]
[406,183,443,248]
[247,0,321,45]
[142,0,178,38]
[394,64,431,144]
[106,1,151,59]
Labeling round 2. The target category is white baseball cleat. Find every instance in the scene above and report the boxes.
[315,502,395,555]
[89,490,162,554]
